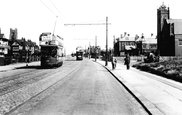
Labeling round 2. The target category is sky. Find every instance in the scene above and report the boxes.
[0,0,182,54]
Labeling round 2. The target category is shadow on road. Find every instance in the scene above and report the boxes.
[15,65,58,69]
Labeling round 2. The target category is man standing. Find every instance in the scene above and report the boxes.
[124,53,130,69]
[111,55,117,70]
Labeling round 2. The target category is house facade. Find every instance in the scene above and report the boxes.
[113,33,157,56]
[0,34,10,65]
[0,28,40,65]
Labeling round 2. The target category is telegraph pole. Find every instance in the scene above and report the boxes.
[105,17,108,66]
[89,42,91,59]
[53,16,58,35]
[95,36,97,61]
[64,17,110,65]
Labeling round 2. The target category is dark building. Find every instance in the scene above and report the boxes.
[157,3,182,56]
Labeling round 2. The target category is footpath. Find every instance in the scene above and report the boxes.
[96,59,182,115]
[0,61,40,72]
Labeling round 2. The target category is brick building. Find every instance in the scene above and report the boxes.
[157,3,182,56]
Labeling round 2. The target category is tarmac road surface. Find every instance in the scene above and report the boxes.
[10,58,148,115]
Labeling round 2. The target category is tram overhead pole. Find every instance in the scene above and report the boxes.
[64,17,110,65]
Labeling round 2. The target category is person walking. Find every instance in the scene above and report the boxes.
[111,55,117,70]
[124,53,130,70]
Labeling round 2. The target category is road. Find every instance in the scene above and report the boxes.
[2,57,148,115]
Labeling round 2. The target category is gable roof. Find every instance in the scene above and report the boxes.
[13,39,24,46]
[167,19,182,35]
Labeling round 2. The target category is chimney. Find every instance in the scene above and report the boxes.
[151,33,153,37]
[124,32,127,37]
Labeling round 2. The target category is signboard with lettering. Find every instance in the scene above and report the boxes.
[41,34,52,41]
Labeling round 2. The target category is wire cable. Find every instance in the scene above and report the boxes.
[49,0,63,17]
[39,0,57,16]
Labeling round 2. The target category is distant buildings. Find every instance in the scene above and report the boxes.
[157,3,182,56]
[114,3,182,57]
[113,32,157,56]
[0,28,39,65]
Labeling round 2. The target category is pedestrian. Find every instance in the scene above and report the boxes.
[111,55,117,70]
[124,53,130,70]
[114,57,117,69]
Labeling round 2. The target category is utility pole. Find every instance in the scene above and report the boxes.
[64,17,110,65]
[113,35,115,56]
[105,17,108,66]
[53,16,58,35]
[95,36,97,61]
[89,42,91,59]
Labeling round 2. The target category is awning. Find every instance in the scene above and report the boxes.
[125,45,136,50]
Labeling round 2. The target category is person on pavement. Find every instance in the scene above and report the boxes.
[111,55,117,70]
[124,53,130,70]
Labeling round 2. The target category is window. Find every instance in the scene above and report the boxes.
[179,39,182,46]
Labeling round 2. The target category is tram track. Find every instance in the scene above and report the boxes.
[0,61,76,96]
[7,60,86,115]
[0,60,82,115]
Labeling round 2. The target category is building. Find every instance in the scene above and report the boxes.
[157,3,182,56]
[113,33,157,56]
[11,38,40,62]
[114,33,137,56]
[0,32,10,65]
[136,34,157,55]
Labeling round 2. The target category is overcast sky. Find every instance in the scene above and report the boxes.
[0,0,182,54]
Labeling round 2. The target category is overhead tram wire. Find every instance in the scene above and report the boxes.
[39,0,57,16]
[49,0,64,17]
[64,23,111,26]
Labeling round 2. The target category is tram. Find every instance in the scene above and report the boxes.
[39,32,64,67]
[76,46,83,60]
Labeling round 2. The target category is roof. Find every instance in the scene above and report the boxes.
[142,37,157,44]
[0,37,9,41]
[167,19,182,35]
[119,36,136,41]
[15,39,24,46]
[125,45,136,50]
[135,36,157,44]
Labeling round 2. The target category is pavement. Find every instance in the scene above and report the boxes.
[96,59,182,115]
[0,61,40,72]
[1,59,182,115]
